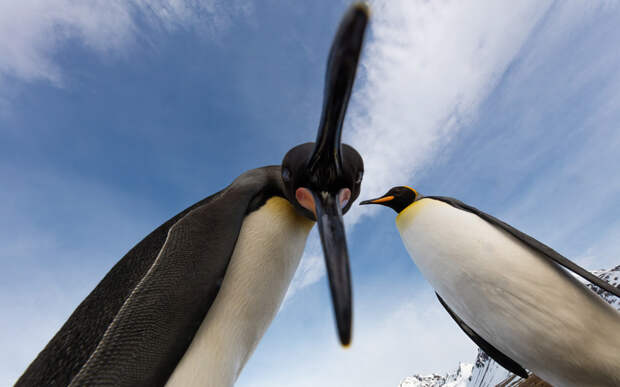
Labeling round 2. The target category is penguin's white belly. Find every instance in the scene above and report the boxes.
[166,197,314,387]
[396,198,620,387]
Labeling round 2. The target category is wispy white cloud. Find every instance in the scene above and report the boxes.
[344,0,552,225]
[0,1,129,85]
[283,229,326,303]
[0,0,253,87]
[239,288,477,387]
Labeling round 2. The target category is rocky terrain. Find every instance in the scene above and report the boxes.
[399,363,473,387]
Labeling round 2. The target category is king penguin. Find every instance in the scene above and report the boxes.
[16,4,368,387]
[361,186,620,387]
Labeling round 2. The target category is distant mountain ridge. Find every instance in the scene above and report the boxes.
[399,363,473,387]
[399,265,620,387]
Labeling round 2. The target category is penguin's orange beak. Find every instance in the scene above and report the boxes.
[359,195,394,205]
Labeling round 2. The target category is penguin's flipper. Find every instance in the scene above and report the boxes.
[436,293,529,379]
[429,196,620,299]
[16,184,229,387]
[17,166,285,387]
[65,166,285,387]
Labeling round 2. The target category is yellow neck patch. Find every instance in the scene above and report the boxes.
[396,197,427,226]
[265,196,315,231]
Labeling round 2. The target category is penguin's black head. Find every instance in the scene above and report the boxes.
[278,140,363,349]
[360,186,419,213]
[281,142,363,221]
[277,3,368,347]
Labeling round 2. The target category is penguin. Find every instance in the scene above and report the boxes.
[361,186,620,387]
[16,4,368,387]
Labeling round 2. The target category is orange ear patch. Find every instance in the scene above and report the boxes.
[403,186,418,196]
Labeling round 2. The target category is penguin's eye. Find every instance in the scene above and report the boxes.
[355,171,363,184]
[282,168,291,182]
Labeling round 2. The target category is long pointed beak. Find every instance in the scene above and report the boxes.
[359,195,394,205]
[312,190,352,346]
[306,3,369,347]
[307,3,369,178]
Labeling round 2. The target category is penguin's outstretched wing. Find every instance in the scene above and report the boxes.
[429,196,620,298]
[435,293,529,379]
[17,189,217,387]
[17,166,285,387]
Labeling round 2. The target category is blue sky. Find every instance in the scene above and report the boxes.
[1,1,619,385]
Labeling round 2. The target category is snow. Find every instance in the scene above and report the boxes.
[399,363,473,387]
[586,265,620,310]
